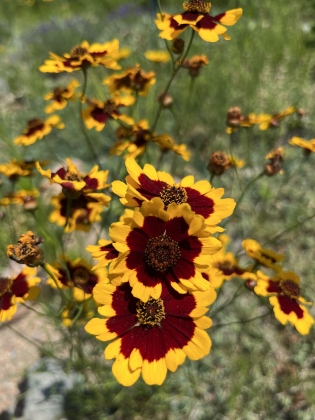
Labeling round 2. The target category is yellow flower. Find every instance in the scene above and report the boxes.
[39,39,129,73]
[82,95,134,131]
[0,189,39,208]
[86,281,215,386]
[256,107,296,130]
[254,270,314,335]
[112,157,235,231]
[0,159,41,180]
[44,79,80,113]
[104,64,156,96]
[144,50,170,63]
[242,239,284,272]
[14,115,64,146]
[155,2,242,43]
[289,136,315,155]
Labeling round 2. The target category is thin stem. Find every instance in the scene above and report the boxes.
[40,263,72,302]
[212,311,271,329]
[229,131,243,192]
[80,68,103,169]
[64,197,73,230]
[151,29,195,133]
[210,173,215,183]
[209,283,243,317]
[21,302,47,317]
[177,76,195,140]
[263,211,315,246]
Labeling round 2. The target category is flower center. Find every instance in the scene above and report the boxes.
[160,186,188,207]
[103,100,117,115]
[211,152,230,166]
[0,278,13,297]
[27,118,44,129]
[71,46,88,58]
[217,261,234,271]
[73,267,90,286]
[136,298,165,326]
[65,172,82,182]
[144,234,181,272]
[279,279,300,300]
[183,0,211,13]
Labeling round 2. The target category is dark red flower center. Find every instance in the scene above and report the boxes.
[136,297,165,326]
[160,186,188,207]
[71,46,88,58]
[27,118,44,130]
[279,279,300,300]
[0,278,13,297]
[73,267,90,286]
[144,234,181,272]
[103,100,117,115]
[65,171,82,182]
[183,0,211,13]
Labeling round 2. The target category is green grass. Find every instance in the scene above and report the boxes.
[1,0,315,418]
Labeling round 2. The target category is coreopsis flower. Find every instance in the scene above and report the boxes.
[0,189,39,210]
[7,231,44,267]
[226,107,258,133]
[202,235,255,288]
[0,267,41,322]
[50,190,110,233]
[104,64,156,96]
[14,115,64,146]
[39,39,129,73]
[254,270,314,335]
[85,281,215,386]
[155,1,242,43]
[182,55,208,77]
[112,157,235,231]
[110,120,189,161]
[36,159,110,199]
[289,136,315,155]
[256,107,296,130]
[44,79,80,114]
[264,147,284,176]
[46,257,107,301]
[144,50,170,63]
[242,239,284,272]
[0,159,44,181]
[109,198,221,302]
[82,95,134,131]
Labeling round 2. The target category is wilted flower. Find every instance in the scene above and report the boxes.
[182,55,208,77]
[264,147,284,176]
[7,231,44,267]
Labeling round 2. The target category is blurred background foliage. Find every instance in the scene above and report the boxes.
[1,0,315,418]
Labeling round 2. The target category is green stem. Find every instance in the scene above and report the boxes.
[40,263,72,302]
[209,283,243,317]
[151,29,195,133]
[210,173,215,183]
[229,131,243,192]
[21,302,47,317]
[177,76,195,140]
[212,311,270,329]
[64,197,73,230]
[80,68,103,169]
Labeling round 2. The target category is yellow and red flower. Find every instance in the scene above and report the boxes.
[242,239,284,272]
[82,95,134,131]
[0,189,39,210]
[110,120,190,161]
[85,280,215,386]
[289,136,315,155]
[46,257,107,301]
[254,270,314,335]
[0,267,41,322]
[112,157,235,231]
[104,64,156,96]
[155,1,242,43]
[36,159,110,198]
[0,159,44,180]
[202,235,256,289]
[49,191,110,233]
[39,39,129,73]
[256,107,296,130]
[14,115,64,146]
[109,198,221,302]
[86,239,119,271]
[44,79,80,114]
